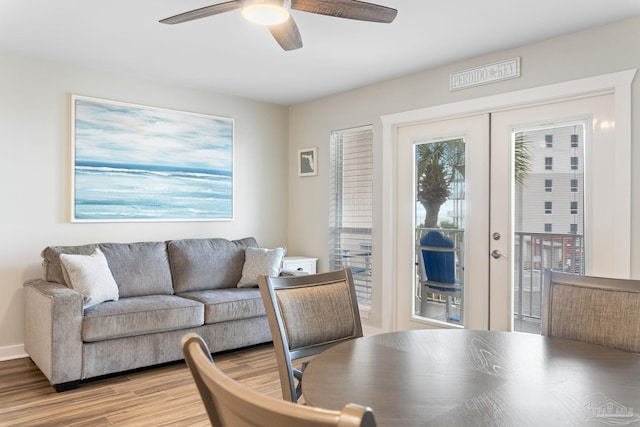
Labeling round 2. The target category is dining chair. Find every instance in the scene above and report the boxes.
[181,333,376,427]
[541,269,640,353]
[258,268,363,403]
[416,230,463,322]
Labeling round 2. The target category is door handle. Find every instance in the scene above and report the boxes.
[491,249,506,259]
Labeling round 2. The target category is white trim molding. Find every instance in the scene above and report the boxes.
[0,344,27,361]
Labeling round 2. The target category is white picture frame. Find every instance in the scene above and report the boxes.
[298,147,317,177]
[71,95,234,222]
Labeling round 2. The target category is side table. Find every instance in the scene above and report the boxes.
[281,256,317,275]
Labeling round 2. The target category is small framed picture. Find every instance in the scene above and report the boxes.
[298,147,317,177]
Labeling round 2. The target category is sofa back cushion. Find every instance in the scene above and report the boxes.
[42,243,98,285]
[42,241,173,298]
[99,242,173,297]
[169,237,258,293]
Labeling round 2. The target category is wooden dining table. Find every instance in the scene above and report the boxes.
[302,329,640,427]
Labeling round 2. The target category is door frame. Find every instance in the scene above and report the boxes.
[380,69,636,332]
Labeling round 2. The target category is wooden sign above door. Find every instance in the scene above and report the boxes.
[450,57,520,91]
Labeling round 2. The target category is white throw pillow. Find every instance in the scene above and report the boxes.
[59,248,120,309]
[237,246,287,288]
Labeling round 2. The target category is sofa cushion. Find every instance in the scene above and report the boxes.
[237,246,287,288]
[98,242,173,298]
[177,288,266,324]
[82,295,204,342]
[42,244,98,285]
[59,248,120,309]
[168,237,258,293]
[42,241,173,298]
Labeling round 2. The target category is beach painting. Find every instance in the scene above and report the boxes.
[71,96,233,222]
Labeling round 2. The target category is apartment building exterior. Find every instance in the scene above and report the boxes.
[515,123,585,273]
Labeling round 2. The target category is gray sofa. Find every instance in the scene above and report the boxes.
[23,237,273,391]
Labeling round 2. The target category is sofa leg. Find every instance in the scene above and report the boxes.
[53,381,80,392]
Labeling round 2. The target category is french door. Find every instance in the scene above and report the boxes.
[490,94,619,330]
[393,93,625,331]
[395,114,490,330]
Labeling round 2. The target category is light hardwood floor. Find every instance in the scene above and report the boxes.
[0,343,291,426]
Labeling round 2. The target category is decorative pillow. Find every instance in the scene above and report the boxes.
[59,248,120,309]
[237,246,287,288]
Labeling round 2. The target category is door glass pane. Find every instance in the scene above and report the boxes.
[513,122,585,333]
[414,138,465,325]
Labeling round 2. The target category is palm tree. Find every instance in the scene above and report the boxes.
[514,132,532,186]
[416,139,464,228]
[416,133,530,228]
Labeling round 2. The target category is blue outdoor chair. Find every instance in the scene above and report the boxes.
[417,230,463,322]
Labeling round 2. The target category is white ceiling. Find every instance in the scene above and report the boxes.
[1,1,639,105]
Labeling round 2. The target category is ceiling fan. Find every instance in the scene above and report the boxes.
[160,0,398,51]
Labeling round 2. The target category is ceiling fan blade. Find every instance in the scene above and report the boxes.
[269,17,303,51]
[159,1,242,24]
[291,0,397,23]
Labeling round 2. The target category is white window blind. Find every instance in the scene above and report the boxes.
[329,125,373,306]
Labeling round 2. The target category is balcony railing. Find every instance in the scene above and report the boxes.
[413,229,584,331]
[329,227,372,305]
[513,232,584,333]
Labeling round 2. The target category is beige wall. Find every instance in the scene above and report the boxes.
[0,53,289,358]
[288,16,640,330]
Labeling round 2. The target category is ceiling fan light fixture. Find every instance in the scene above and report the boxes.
[161,0,397,51]
[242,0,290,26]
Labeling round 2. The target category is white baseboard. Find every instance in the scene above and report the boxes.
[0,344,27,361]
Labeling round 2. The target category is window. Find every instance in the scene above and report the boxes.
[545,201,552,215]
[571,157,579,170]
[571,134,579,148]
[544,223,552,232]
[570,224,578,234]
[329,125,373,306]
[545,157,553,170]
[570,201,578,215]
[571,179,578,192]
[545,134,553,148]
[545,179,552,192]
